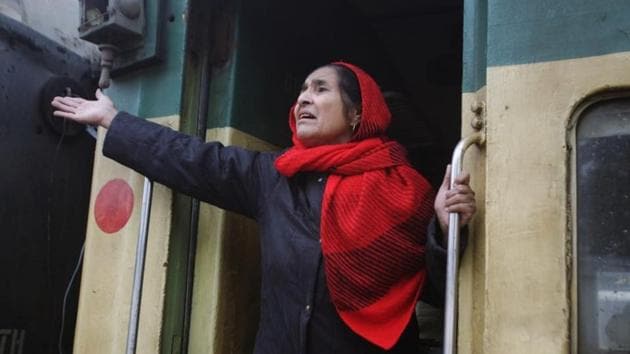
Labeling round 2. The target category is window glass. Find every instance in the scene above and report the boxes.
[577,97,630,353]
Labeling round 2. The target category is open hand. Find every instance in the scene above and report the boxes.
[434,165,477,236]
[51,89,118,128]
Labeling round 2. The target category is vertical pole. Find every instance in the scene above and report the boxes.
[126,177,153,354]
[443,132,483,354]
[181,30,212,354]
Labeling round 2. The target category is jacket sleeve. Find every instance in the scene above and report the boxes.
[102,112,273,219]
[420,217,468,307]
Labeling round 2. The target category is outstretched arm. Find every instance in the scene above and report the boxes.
[51,90,271,219]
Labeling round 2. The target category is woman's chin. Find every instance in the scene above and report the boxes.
[296,129,317,146]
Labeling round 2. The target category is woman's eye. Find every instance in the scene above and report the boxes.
[317,86,328,92]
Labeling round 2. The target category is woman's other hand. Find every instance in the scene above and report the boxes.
[51,89,118,128]
[435,165,476,237]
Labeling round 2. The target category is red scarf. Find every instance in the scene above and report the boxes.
[275,62,434,349]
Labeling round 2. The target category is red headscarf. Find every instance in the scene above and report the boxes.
[275,62,434,349]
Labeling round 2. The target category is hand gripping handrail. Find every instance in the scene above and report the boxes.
[443,131,484,354]
[126,177,153,354]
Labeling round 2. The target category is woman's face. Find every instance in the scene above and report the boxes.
[293,67,359,147]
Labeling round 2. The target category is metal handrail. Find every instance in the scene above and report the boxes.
[443,132,484,354]
[126,177,154,354]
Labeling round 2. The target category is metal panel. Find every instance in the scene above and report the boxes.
[0,14,95,354]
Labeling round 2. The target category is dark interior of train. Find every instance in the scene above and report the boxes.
[226,0,463,187]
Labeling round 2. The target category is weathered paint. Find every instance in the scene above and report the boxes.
[73,116,179,354]
[458,87,487,354]
[461,1,630,351]
[107,0,186,118]
[1,0,99,60]
[464,0,630,93]
[189,127,277,354]
[462,0,487,93]
[470,51,630,354]
[71,1,190,351]
[487,0,630,67]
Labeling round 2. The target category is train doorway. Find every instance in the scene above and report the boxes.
[191,0,464,352]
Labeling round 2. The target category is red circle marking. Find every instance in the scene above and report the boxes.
[94,179,134,234]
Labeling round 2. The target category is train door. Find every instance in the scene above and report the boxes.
[457,1,630,353]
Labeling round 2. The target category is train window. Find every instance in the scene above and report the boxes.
[576,97,630,353]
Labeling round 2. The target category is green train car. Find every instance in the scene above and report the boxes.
[1,0,629,353]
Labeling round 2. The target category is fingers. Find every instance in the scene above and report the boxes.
[446,203,476,217]
[445,188,473,201]
[96,88,103,100]
[444,190,475,203]
[52,110,75,119]
[51,96,85,122]
[51,98,78,113]
[53,95,84,104]
[451,203,476,227]
[52,96,88,110]
[455,171,470,185]
[445,184,475,197]
[445,184,474,202]
[444,181,475,214]
[438,166,478,228]
[52,95,91,106]
[442,166,472,188]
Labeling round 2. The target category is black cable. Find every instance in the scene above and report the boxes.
[58,242,85,354]
[55,115,96,354]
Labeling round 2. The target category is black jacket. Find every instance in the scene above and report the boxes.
[103,112,450,354]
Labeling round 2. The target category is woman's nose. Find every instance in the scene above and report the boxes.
[297,90,312,106]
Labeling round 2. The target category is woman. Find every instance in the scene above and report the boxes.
[52,62,475,353]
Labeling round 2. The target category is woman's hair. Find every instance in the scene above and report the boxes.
[327,63,362,118]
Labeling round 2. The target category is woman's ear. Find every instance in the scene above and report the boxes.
[350,110,361,133]
[351,107,361,124]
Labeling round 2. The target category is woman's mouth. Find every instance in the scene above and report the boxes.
[298,112,316,120]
